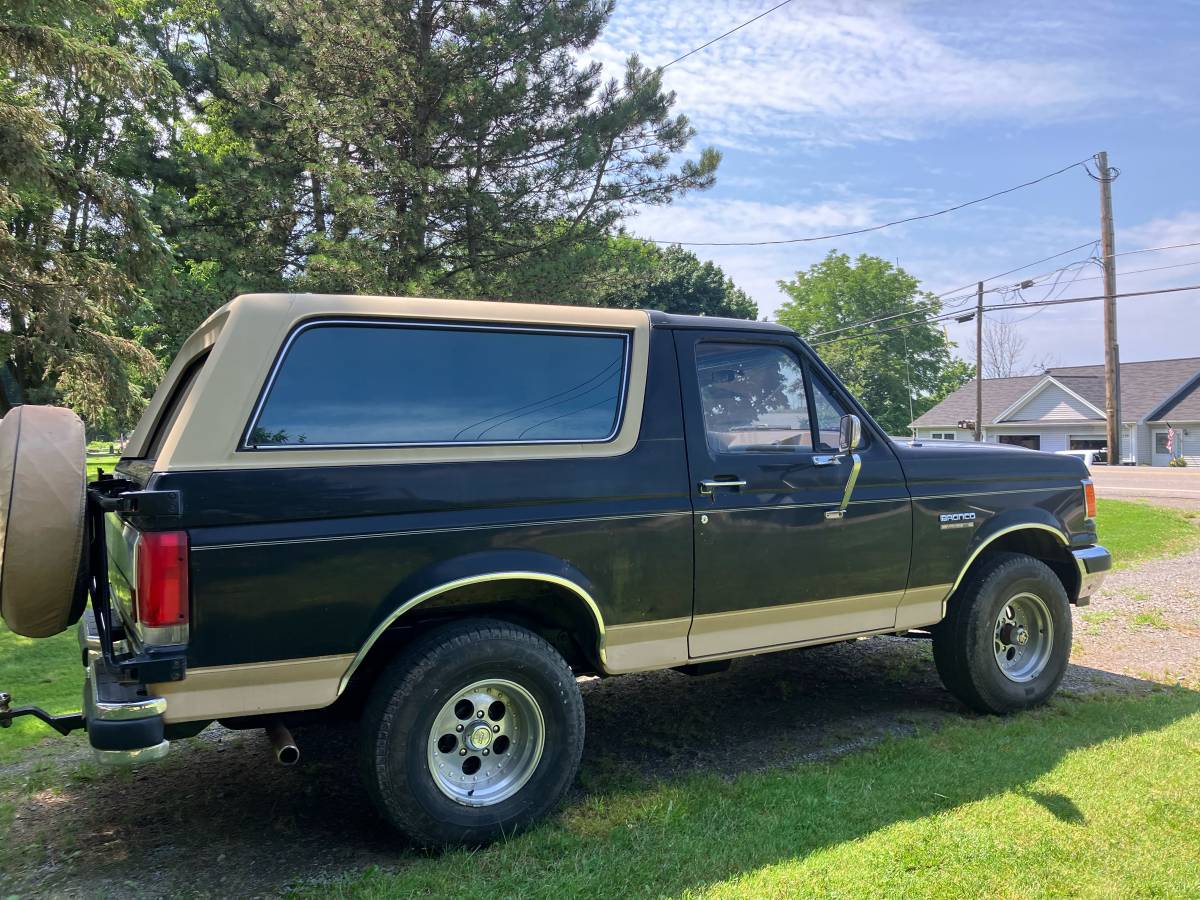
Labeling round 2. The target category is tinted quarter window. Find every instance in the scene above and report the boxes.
[250,323,628,447]
[696,343,811,453]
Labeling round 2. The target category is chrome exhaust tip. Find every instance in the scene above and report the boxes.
[266,720,299,766]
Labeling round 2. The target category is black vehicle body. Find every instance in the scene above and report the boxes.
[7,295,1110,793]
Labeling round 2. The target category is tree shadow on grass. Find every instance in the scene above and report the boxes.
[0,637,1191,898]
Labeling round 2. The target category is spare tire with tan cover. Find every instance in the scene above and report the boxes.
[0,405,89,638]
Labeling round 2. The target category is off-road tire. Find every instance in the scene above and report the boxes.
[933,552,1071,714]
[358,617,585,846]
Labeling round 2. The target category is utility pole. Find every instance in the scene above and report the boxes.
[975,281,983,442]
[1097,151,1121,462]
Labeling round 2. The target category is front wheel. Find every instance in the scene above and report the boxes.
[359,618,585,846]
[933,552,1072,714]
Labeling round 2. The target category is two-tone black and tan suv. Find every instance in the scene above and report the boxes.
[0,293,1110,844]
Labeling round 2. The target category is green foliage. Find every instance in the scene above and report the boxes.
[1,0,734,424]
[160,0,719,302]
[0,0,171,428]
[601,241,758,318]
[777,252,972,434]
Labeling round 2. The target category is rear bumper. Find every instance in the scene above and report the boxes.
[1072,545,1112,604]
[84,652,169,766]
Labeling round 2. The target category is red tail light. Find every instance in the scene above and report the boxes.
[1083,481,1097,519]
[135,531,190,627]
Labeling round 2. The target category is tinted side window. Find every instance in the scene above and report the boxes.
[249,323,628,447]
[696,342,811,454]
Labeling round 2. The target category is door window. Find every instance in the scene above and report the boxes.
[1155,432,1170,455]
[695,343,812,454]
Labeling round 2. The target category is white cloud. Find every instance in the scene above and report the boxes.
[591,0,1119,150]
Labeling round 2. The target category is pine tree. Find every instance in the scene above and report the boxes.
[0,0,170,428]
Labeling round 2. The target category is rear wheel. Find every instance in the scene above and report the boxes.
[933,552,1071,714]
[359,618,584,846]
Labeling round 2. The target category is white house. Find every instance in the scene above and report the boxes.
[910,356,1200,466]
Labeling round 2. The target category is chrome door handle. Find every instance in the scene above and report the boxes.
[812,454,841,466]
[698,479,747,495]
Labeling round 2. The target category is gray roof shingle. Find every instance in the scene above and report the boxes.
[911,356,1200,427]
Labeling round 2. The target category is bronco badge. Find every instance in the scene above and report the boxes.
[939,512,977,530]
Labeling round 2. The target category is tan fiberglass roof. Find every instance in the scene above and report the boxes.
[127,294,653,471]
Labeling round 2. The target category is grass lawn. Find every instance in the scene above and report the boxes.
[306,689,1200,898]
[1095,498,1200,569]
[84,454,119,481]
[0,622,81,760]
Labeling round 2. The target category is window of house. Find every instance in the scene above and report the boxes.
[695,343,812,454]
[1070,437,1107,451]
[1155,432,1170,455]
[929,432,955,441]
[248,322,629,447]
[998,434,1041,450]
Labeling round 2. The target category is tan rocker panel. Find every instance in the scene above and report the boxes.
[128,294,652,472]
[688,583,954,661]
[153,654,355,723]
[602,617,691,673]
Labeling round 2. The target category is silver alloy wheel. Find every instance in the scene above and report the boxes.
[993,591,1055,683]
[426,678,545,807]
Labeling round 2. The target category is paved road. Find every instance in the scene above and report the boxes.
[1089,465,1200,504]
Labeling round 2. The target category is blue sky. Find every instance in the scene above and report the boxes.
[592,0,1200,368]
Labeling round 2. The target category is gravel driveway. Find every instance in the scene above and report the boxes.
[2,547,1197,897]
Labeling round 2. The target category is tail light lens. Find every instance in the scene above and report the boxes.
[1083,480,1097,519]
[135,531,190,629]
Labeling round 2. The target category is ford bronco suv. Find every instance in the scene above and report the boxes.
[0,293,1110,845]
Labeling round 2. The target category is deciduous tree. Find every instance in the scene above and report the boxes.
[776,252,971,434]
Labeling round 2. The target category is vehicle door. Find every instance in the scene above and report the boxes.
[674,330,913,658]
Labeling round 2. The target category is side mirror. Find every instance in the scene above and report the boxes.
[838,414,862,454]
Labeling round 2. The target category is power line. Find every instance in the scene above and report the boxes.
[932,240,1099,300]
[960,243,1200,302]
[587,0,796,110]
[811,283,1200,347]
[808,240,1101,339]
[640,157,1094,246]
[658,0,797,71]
[1105,239,1200,259]
[1010,256,1200,290]
[1000,256,1096,325]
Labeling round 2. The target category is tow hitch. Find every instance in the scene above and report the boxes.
[0,691,85,736]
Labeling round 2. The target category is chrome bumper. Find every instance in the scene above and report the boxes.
[1072,545,1112,604]
[84,652,170,767]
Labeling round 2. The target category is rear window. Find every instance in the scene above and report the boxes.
[246,321,629,448]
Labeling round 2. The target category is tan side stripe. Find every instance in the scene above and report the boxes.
[602,617,691,674]
[152,654,354,723]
